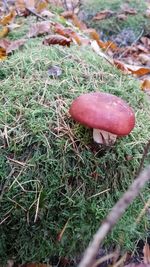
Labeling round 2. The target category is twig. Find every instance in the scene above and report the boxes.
[39,79,49,104]
[136,139,150,176]
[34,187,42,223]
[91,41,114,66]
[91,253,115,267]
[135,140,150,210]
[8,197,27,211]
[0,215,10,225]
[87,188,110,200]
[6,157,26,166]
[118,28,144,60]
[78,165,150,267]
[26,8,47,21]
[0,207,14,225]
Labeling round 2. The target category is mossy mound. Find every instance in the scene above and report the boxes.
[0,35,150,263]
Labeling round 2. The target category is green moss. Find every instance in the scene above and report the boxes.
[0,10,150,264]
[81,0,150,38]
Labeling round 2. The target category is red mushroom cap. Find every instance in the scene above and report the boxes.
[69,92,135,136]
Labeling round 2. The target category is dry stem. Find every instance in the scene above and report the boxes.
[78,165,150,267]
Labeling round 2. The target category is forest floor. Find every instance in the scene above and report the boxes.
[0,1,150,266]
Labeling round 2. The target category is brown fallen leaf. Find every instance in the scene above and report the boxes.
[114,60,150,76]
[0,39,10,50]
[136,45,149,54]
[61,10,74,19]
[54,23,74,38]
[103,40,117,50]
[140,37,150,48]
[43,34,72,47]
[0,38,26,54]
[0,10,16,26]
[113,59,130,74]
[6,39,26,54]
[117,13,128,20]
[84,28,117,50]
[0,27,9,38]
[84,28,100,43]
[27,21,51,38]
[60,11,87,30]
[93,9,114,21]
[91,39,150,77]
[141,79,150,91]
[127,66,150,76]
[121,4,137,15]
[124,8,137,15]
[71,32,84,45]
[0,47,7,60]
[72,14,87,30]
[54,24,82,45]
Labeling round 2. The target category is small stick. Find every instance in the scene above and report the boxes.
[136,139,150,176]
[118,29,144,60]
[78,165,150,267]
[91,253,115,267]
[26,8,48,21]
[34,188,42,223]
[135,140,150,211]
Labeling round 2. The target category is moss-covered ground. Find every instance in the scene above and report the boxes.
[80,0,150,41]
[0,2,150,265]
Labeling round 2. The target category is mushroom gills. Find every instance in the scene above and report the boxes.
[93,129,117,145]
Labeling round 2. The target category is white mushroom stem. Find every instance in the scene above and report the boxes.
[93,129,117,145]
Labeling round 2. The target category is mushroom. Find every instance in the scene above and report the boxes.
[69,92,135,145]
